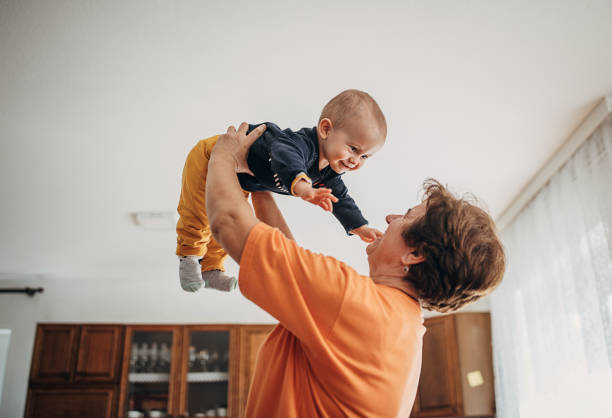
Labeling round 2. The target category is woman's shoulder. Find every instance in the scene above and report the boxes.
[331,280,425,341]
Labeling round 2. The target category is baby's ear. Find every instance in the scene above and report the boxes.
[317,118,333,139]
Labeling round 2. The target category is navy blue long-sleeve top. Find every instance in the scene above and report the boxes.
[237,122,368,234]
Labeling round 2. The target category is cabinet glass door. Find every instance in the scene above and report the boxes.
[124,330,175,418]
[183,329,230,418]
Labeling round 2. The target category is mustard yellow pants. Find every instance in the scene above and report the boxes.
[176,135,249,272]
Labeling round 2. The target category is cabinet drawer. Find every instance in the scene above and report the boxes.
[25,388,116,418]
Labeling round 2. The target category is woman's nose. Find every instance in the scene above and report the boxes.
[386,214,401,224]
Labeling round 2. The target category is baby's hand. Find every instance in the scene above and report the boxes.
[350,225,383,243]
[294,181,338,212]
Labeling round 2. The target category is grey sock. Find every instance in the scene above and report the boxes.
[202,270,237,292]
[179,256,204,292]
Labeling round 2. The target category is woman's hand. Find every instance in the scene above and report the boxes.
[213,122,267,175]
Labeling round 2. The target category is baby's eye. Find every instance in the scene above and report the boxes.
[361,155,369,160]
[350,146,358,152]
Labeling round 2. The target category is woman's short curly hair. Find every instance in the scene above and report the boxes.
[402,179,506,312]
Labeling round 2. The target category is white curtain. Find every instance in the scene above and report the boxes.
[490,114,612,418]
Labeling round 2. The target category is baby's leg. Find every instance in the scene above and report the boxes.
[176,136,220,292]
[179,256,204,292]
[201,234,236,292]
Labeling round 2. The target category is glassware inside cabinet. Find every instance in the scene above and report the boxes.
[185,330,230,417]
[125,331,174,417]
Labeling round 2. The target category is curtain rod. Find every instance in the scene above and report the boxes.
[496,95,612,231]
[0,287,44,297]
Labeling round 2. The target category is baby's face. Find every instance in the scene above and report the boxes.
[321,115,385,174]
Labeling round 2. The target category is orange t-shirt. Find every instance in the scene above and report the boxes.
[239,223,426,417]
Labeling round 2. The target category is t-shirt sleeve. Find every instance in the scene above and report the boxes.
[239,222,359,347]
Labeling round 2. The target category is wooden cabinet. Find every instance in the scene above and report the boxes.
[30,324,123,384]
[29,325,79,383]
[237,325,276,418]
[28,319,493,417]
[411,313,495,418]
[28,324,123,418]
[76,325,124,383]
[25,387,116,418]
[27,323,275,418]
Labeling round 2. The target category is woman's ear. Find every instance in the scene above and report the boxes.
[401,249,425,267]
[317,118,333,140]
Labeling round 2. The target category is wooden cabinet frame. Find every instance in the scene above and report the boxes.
[117,325,183,418]
[412,315,463,417]
[237,325,275,418]
[411,313,495,418]
[177,324,241,418]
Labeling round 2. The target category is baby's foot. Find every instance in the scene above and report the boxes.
[179,256,204,292]
[202,270,237,292]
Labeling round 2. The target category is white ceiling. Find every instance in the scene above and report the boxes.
[1,0,611,283]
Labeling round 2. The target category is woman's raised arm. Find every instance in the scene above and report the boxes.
[206,123,266,263]
[251,191,295,241]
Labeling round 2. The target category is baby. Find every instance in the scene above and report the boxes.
[176,89,387,292]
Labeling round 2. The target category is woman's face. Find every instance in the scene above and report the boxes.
[366,203,426,274]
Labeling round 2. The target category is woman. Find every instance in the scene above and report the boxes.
[206,123,505,417]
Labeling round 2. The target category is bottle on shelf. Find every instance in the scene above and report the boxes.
[210,351,220,372]
[138,342,149,373]
[129,343,139,372]
[188,345,196,372]
[160,342,171,373]
[150,342,159,372]
[197,349,210,372]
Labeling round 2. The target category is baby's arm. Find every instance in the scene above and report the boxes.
[292,178,338,212]
[327,177,383,242]
[268,132,323,198]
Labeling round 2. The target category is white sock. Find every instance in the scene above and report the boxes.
[202,270,237,292]
[179,256,203,292]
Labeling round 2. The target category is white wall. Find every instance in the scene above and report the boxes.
[0,276,274,418]
[0,1,499,416]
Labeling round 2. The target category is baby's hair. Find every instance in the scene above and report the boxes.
[319,89,387,137]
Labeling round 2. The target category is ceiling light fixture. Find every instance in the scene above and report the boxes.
[130,211,179,230]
